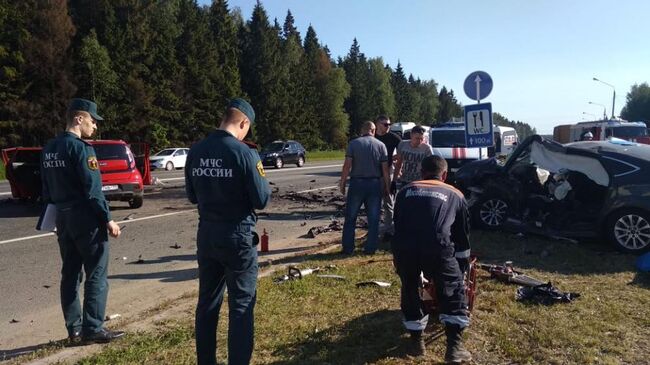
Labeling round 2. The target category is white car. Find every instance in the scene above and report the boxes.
[150,148,189,171]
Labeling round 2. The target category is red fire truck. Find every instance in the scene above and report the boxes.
[554,119,650,144]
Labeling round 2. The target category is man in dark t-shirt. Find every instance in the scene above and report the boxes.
[374,115,401,238]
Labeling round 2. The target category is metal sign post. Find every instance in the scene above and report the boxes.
[463,71,494,159]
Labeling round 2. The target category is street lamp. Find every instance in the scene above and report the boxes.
[592,77,616,119]
[588,101,607,119]
[582,112,597,119]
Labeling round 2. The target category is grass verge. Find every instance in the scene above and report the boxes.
[307,150,345,161]
[0,162,5,180]
[64,232,650,364]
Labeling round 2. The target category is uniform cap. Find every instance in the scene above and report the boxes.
[228,98,255,124]
[68,98,104,121]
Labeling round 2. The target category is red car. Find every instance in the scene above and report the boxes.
[2,140,150,209]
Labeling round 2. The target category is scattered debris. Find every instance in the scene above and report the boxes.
[10,319,19,324]
[269,181,276,185]
[152,176,165,186]
[300,222,307,227]
[516,283,580,305]
[43,285,51,289]
[135,255,145,264]
[170,243,182,249]
[307,220,343,238]
[356,281,391,288]
[105,313,122,321]
[316,274,346,280]
[121,257,128,261]
[309,179,316,183]
[478,261,544,287]
[274,265,336,283]
[122,213,136,220]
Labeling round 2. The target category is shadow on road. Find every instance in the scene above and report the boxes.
[0,199,41,218]
[0,340,65,361]
[109,267,197,282]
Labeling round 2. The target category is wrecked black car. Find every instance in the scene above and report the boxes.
[455,135,650,254]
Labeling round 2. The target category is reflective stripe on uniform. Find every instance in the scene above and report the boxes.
[439,313,470,328]
[455,249,471,259]
[403,314,429,331]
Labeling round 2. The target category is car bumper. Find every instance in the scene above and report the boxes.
[102,183,143,201]
[261,156,279,166]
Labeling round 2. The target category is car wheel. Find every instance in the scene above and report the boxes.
[275,157,284,169]
[296,156,305,167]
[472,195,509,230]
[129,195,143,209]
[165,161,174,171]
[606,209,650,254]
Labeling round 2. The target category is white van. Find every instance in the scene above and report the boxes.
[429,122,518,174]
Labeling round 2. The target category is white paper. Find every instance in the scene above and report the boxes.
[36,204,57,231]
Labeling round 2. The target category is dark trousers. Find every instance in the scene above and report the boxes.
[56,205,109,336]
[195,222,258,365]
[392,245,466,332]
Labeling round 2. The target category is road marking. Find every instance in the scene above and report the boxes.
[296,185,338,194]
[0,209,197,246]
[157,164,342,182]
[0,192,12,196]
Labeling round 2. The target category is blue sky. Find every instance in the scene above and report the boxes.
[201,0,650,134]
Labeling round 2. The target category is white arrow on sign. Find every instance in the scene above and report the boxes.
[474,75,482,104]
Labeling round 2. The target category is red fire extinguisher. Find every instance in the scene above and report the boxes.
[261,229,269,252]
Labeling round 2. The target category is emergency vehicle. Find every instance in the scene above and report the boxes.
[553,119,650,144]
[429,122,518,175]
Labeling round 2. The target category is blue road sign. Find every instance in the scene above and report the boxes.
[464,103,493,148]
[463,71,493,101]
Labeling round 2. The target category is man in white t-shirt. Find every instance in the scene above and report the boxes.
[393,125,441,189]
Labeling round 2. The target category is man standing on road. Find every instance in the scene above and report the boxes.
[392,155,472,363]
[339,121,390,255]
[40,98,124,345]
[374,115,401,240]
[185,98,271,365]
[393,125,439,189]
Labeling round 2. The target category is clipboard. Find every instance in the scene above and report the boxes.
[36,204,57,231]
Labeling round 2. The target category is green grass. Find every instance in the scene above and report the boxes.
[0,162,5,180]
[54,232,650,364]
[307,150,345,161]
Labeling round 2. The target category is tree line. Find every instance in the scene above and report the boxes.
[1,0,543,152]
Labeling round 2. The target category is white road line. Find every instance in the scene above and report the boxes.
[158,164,342,182]
[0,209,197,246]
[0,192,12,196]
[296,185,338,194]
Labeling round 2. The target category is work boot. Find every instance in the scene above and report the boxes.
[444,325,472,364]
[406,330,427,357]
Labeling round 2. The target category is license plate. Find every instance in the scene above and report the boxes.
[102,185,119,191]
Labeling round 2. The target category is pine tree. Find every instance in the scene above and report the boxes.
[304,25,350,149]
[366,57,395,120]
[436,86,462,123]
[240,2,286,145]
[0,0,30,147]
[23,0,77,144]
[390,61,409,123]
[341,38,372,137]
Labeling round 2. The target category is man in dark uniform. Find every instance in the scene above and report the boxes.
[185,98,271,365]
[392,155,472,363]
[40,98,124,345]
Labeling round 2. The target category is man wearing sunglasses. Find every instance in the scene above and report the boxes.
[374,115,401,240]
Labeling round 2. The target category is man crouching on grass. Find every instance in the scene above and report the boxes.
[392,155,472,363]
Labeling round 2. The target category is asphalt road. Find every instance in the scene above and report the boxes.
[0,160,343,352]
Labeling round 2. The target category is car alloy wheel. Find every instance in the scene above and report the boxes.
[275,157,283,169]
[165,161,174,171]
[479,198,508,228]
[612,212,650,252]
[296,156,304,167]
